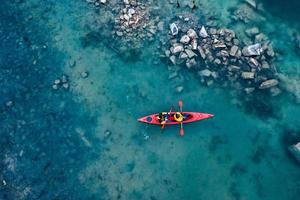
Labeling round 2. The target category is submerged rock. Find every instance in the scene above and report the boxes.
[168,71,178,79]
[54,79,60,85]
[186,58,197,69]
[259,79,279,89]
[80,71,89,79]
[104,130,112,138]
[176,86,184,93]
[52,84,59,90]
[6,101,13,107]
[289,142,300,164]
[245,27,259,37]
[244,87,255,94]
[241,72,255,79]
[199,69,212,77]
[270,87,281,96]
[170,55,176,65]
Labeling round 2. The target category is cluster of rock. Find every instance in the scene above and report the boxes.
[52,75,70,90]
[113,0,160,44]
[163,17,280,96]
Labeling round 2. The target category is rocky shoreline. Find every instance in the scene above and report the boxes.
[85,0,282,98]
[162,15,280,96]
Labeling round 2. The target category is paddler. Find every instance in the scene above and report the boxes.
[174,112,183,122]
[157,106,174,129]
[157,112,168,128]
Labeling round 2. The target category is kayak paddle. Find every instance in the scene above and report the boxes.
[178,100,184,136]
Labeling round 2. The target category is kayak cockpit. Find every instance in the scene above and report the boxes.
[156,112,192,123]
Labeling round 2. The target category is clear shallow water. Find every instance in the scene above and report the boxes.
[1,0,300,199]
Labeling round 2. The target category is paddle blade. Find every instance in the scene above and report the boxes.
[178,100,183,112]
[180,128,184,136]
[178,100,183,108]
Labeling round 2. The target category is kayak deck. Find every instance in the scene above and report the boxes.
[138,112,214,125]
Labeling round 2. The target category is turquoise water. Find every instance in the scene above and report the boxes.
[1,0,300,199]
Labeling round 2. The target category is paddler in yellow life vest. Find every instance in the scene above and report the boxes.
[174,112,183,122]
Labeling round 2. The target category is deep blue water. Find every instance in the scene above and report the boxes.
[1,0,300,199]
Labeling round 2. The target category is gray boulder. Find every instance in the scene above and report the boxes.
[242,43,262,56]
[180,35,191,44]
[259,79,279,89]
[185,49,197,58]
[199,69,212,77]
[179,52,188,59]
[187,29,198,38]
[199,26,209,38]
[170,55,176,65]
[171,44,184,54]
[230,45,239,56]
[241,72,255,79]
[170,23,179,36]
[197,46,206,59]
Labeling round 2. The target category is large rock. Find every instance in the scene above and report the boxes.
[185,49,197,58]
[171,44,184,54]
[289,142,300,164]
[170,23,179,36]
[230,45,239,56]
[245,0,257,9]
[241,72,255,79]
[199,69,212,77]
[169,55,176,65]
[199,26,208,38]
[191,39,197,50]
[242,43,262,56]
[180,35,191,44]
[197,46,206,59]
[179,52,188,59]
[259,79,279,89]
[187,29,198,38]
[249,58,259,67]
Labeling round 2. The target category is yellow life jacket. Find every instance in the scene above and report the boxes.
[174,112,183,122]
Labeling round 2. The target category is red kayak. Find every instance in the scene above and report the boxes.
[138,101,213,136]
[138,112,214,125]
